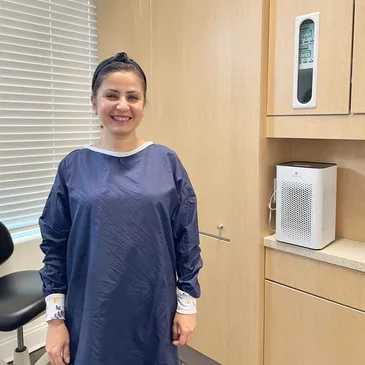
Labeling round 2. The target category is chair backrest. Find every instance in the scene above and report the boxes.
[0,221,14,266]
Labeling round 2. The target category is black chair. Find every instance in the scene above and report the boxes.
[0,221,49,365]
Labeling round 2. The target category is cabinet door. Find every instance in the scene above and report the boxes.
[188,235,230,364]
[351,0,365,113]
[151,0,232,239]
[267,0,353,115]
[265,281,365,365]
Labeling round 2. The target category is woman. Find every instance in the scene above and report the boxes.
[39,52,203,365]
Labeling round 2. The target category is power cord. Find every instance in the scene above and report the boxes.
[268,189,276,232]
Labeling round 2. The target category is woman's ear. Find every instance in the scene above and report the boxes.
[90,95,97,114]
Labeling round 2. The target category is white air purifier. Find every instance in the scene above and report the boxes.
[276,161,337,249]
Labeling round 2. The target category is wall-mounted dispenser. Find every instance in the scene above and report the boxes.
[292,12,320,109]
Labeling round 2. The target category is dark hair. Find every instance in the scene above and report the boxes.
[91,52,147,101]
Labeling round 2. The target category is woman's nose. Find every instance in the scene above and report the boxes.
[116,98,129,110]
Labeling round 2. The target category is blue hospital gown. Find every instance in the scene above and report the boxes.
[39,143,203,365]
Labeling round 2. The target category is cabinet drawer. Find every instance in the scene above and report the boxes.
[265,281,365,365]
[265,248,365,311]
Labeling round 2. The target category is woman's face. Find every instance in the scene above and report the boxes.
[91,71,145,138]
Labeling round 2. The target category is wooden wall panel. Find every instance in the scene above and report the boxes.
[96,0,154,141]
[351,0,365,114]
[151,0,233,239]
[290,140,365,242]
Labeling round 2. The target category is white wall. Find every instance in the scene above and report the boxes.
[0,238,47,363]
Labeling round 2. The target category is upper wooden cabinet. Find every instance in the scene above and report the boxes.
[351,0,365,114]
[267,0,353,116]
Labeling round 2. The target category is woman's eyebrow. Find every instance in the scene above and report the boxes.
[104,89,119,93]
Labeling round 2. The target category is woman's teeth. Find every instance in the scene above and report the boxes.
[112,116,130,121]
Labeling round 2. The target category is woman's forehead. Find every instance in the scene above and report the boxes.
[101,71,144,89]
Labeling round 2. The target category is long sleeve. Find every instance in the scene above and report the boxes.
[39,161,71,297]
[172,167,203,299]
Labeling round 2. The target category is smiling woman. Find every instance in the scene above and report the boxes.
[90,52,148,151]
[38,52,203,365]
[92,71,145,142]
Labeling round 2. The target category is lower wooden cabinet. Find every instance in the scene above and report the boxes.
[265,280,365,365]
[188,235,231,364]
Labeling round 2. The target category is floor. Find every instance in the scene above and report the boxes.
[10,345,220,365]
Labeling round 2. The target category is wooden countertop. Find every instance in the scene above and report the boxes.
[264,234,365,273]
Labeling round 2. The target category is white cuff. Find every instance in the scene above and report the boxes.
[45,294,66,322]
[176,288,197,314]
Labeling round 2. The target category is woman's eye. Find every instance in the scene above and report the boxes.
[105,94,118,99]
[128,95,139,101]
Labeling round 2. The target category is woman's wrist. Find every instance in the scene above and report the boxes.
[45,293,66,321]
[176,288,197,314]
[47,319,65,327]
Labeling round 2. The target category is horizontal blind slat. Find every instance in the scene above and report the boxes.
[1,160,61,168]
[0,15,98,38]
[1,131,99,136]
[0,66,92,79]
[0,84,93,93]
[0,167,58,176]
[0,143,97,152]
[0,37,97,53]
[0,196,48,208]
[1,124,98,127]
[0,101,92,106]
[2,0,97,23]
[0,42,98,59]
[0,51,98,66]
[1,203,47,215]
[0,182,53,192]
[0,175,56,184]
[0,92,91,99]
[0,75,90,85]
[0,24,98,44]
[2,0,97,13]
[1,191,50,200]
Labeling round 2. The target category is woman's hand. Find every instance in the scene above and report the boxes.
[46,319,70,365]
[172,313,197,346]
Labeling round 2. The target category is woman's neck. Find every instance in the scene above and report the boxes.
[99,133,146,152]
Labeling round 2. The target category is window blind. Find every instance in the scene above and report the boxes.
[0,0,99,236]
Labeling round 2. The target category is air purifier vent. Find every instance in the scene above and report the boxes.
[281,181,313,245]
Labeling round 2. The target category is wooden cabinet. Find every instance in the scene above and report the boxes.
[266,0,365,139]
[188,235,230,364]
[265,280,365,365]
[351,0,365,114]
[151,0,232,239]
[264,248,365,364]
[267,0,353,116]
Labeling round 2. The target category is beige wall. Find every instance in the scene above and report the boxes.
[0,238,44,276]
[290,139,365,242]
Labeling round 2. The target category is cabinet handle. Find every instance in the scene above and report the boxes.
[292,12,320,109]
[217,224,224,230]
